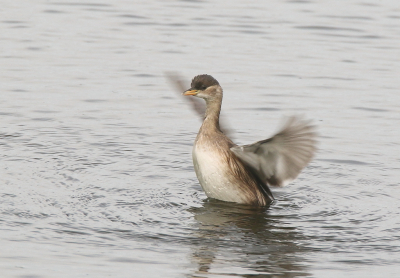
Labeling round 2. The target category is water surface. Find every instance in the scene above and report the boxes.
[1,1,400,277]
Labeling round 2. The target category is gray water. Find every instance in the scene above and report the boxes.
[1,1,400,277]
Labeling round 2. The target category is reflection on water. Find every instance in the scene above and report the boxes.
[1,0,400,277]
[189,200,312,277]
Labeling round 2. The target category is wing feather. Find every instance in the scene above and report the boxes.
[230,116,317,187]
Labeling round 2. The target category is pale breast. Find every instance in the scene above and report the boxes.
[192,143,247,203]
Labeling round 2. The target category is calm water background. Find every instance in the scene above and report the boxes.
[1,1,400,277]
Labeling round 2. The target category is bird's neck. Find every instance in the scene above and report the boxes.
[201,97,222,133]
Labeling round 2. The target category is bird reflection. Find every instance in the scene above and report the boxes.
[167,72,315,275]
[188,200,312,277]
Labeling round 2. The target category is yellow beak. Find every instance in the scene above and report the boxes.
[183,89,198,96]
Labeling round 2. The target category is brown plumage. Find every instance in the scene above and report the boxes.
[181,74,317,206]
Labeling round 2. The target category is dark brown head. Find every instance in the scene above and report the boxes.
[183,74,222,101]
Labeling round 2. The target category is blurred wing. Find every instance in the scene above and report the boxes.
[165,72,234,138]
[230,116,317,186]
[165,72,206,118]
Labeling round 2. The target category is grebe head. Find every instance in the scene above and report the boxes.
[183,74,222,101]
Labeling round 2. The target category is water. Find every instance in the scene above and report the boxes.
[1,0,400,277]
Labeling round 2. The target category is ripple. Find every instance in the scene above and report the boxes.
[295,25,365,32]
[317,159,371,166]
[1,0,399,277]
[352,106,388,112]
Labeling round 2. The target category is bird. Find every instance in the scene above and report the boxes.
[180,74,317,206]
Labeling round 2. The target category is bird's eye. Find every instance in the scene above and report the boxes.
[201,86,207,90]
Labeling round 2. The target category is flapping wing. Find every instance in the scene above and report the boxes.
[165,72,206,118]
[230,116,317,187]
[165,72,234,138]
